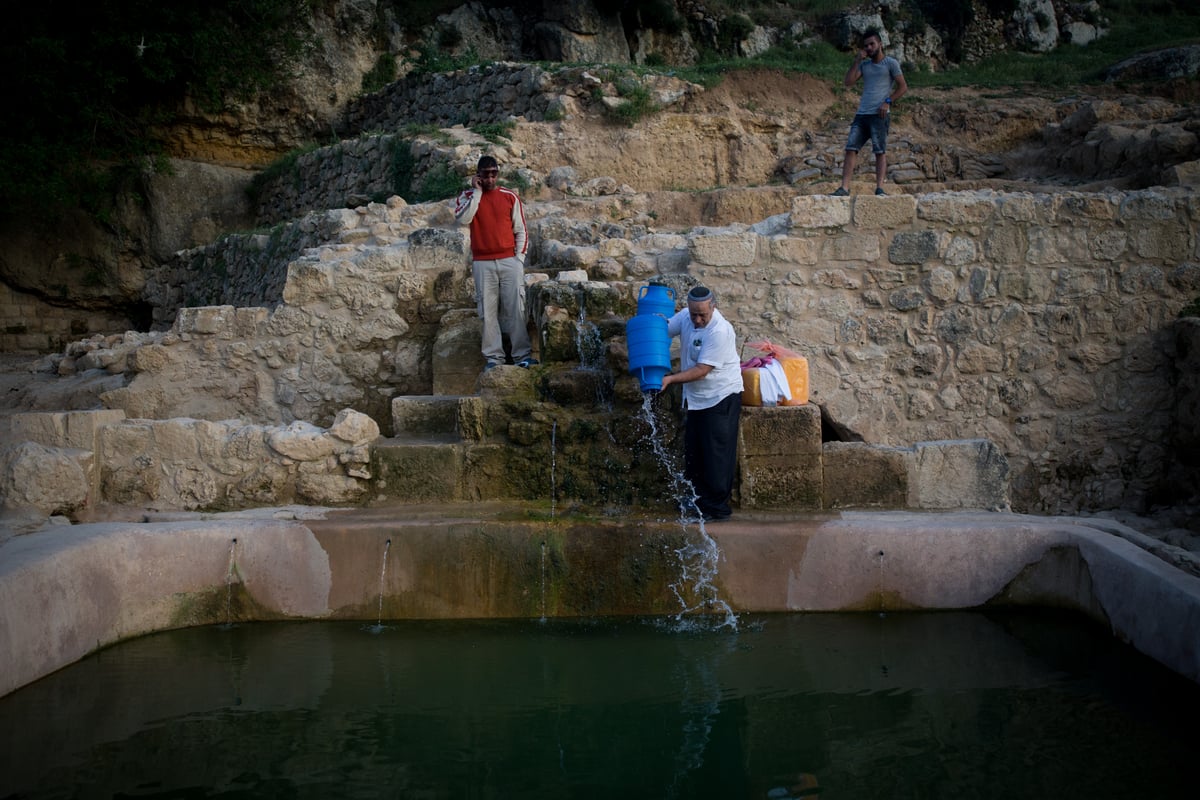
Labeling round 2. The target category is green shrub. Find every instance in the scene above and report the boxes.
[638,0,685,34]
[471,121,516,143]
[1180,297,1200,318]
[414,163,464,202]
[247,143,321,207]
[361,53,397,95]
[1,0,314,217]
[604,79,661,126]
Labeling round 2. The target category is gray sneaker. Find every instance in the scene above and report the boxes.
[516,358,539,368]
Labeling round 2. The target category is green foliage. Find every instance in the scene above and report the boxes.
[1181,297,1200,318]
[409,38,483,76]
[247,143,321,206]
[718,13,756,54]
[0,0,314,217]
[604,79,661,126]
[414,163,464,202]
[387,138,461,203]
[389,138,418,199]
[635,0,685,34]
[471,121,516,143]
[361,53,397,95]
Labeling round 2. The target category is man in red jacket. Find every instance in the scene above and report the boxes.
[453,155,536,369]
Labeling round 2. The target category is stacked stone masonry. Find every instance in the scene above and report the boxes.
[24,187,1200,517]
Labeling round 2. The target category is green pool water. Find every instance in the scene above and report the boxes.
[0,611,1195,799]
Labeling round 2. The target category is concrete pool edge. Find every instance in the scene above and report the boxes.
[1,508,1197,697]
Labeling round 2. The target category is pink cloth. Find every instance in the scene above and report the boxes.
[741,355,775,369]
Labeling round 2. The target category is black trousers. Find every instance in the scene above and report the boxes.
[684,392,742,518]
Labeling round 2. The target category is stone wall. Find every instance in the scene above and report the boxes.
[673,189,1200,514]
[0,282,135,354]
[343,62,557,136]
[30,186,1200,516]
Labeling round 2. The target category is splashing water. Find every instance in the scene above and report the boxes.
[638,394,738,631]
[575,291,605,371]
[366,538,391,634]
[575,290,614,409]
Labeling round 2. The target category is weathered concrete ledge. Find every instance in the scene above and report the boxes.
[1,507,1197,698]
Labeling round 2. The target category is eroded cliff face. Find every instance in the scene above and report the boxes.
[1,2,1198,355]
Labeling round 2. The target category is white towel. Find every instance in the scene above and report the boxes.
[757,360,792,405]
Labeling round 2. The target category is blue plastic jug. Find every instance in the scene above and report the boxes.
[626,313,671,392]
[636,284,676,320]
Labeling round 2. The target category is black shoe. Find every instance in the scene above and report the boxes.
[831,187,849,197]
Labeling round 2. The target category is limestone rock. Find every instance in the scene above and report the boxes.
[1104,45,1200,82]
[0,442,89,516]
[1010,0,1059,53]
[328,409,380,445]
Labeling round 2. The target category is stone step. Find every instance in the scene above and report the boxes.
[391,395,470,437]
[371,436,465,502]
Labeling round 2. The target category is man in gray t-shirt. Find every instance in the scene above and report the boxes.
[831,29,908,197]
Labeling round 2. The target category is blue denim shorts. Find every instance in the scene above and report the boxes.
[844,113,890,155]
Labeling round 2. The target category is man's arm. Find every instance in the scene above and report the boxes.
[453,187,480,225]
[890,70,908,105]
[661,363,713,389]
[510,194,528,262]
[844,51,865,87]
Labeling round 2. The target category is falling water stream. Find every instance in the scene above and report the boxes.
[550,420,557,519]
[539,541,548,624]
[366,538,391,634]
[638,393,738,631]
[222,538,238,628]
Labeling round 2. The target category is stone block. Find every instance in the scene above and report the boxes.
[689,233,758,267]
[790,195,851,229]
[432,314,486,396]
[769,236,820,265]
[907,439,1010,511]
[392,396,464,437]
[371,440,463,502]
[852,193,917,228]
[822,233,880,262]
[8,413,66,449]
[407,227,469,272]
[916,192,997,224]
[738,452,821,509]
[739,404,821,457]
[0,441,90,515]
[65,410,127,450]
[822,442,908,509]
[888,230,941,265]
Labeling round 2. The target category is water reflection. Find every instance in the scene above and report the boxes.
[0,611,1196,799]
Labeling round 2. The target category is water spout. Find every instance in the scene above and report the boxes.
[367,538,391,634]
[223,538,238,628]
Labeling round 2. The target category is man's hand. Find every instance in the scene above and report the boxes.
[470,175,482,190]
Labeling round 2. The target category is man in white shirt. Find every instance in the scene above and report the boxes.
[661,286,744,521]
